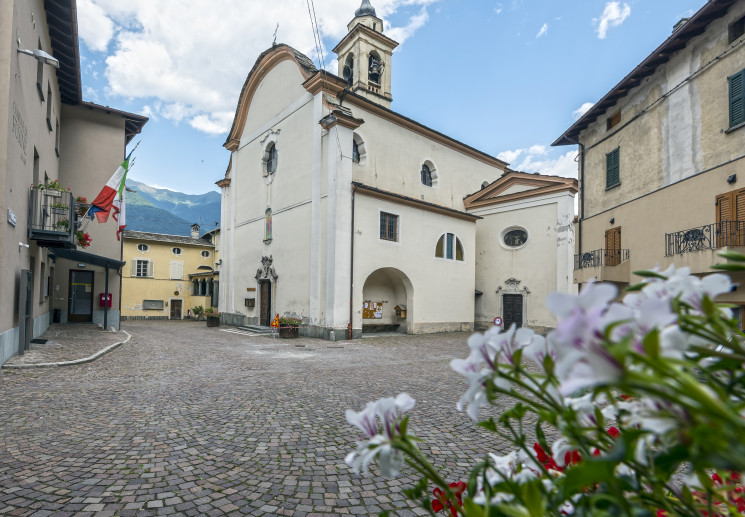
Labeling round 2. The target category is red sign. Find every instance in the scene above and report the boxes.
[493,317,503,327]
[270,314,280,328]
[99,293,112,308]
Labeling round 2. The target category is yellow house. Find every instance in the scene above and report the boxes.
[121,224,218,320]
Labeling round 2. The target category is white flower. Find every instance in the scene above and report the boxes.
[551,437,574,468]
[344,393,415,478]
[514,468,538,484]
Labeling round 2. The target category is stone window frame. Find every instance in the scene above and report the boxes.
[500,226,530,250]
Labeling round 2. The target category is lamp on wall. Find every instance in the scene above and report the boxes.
[727,174,737,184]
[609,218,615,224]
[17,38,59,68]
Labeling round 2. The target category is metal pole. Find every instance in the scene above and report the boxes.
[103,265,109,330]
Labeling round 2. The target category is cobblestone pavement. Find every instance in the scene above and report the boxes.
[0,321,509,516]
[3,324,128,367]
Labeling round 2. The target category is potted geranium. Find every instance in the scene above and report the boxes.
[75,196,90,217]
[75,231,92,248]
[279,317,301,338]
[205,307,220,327]
[35,179,67,197]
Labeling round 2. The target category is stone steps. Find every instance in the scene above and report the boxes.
[237,325,273,335]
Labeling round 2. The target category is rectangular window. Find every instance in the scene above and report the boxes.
[46,84,52,131]
[36,40,44,101]
[606,111,621,130]
[142,299,164,310]
[39,261,46,303]
[606,147,620,189]
[55,118,60,157]
[446,233,454,259]
[169,261,184,280]
[379,212,398,241]
[729,15,745,44]
[729,69,745,128]
[134,259,150,278]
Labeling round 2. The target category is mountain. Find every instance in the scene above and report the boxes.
[128,179,221,229]
[125,191,195,236]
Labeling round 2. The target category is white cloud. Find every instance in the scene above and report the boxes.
[79,0,439,135]
[77,0,115,52]
[497,146,578,179]
[572,102,594,120]
[494,3,503,15]
[594,2,631,39]
[536,23,548,38]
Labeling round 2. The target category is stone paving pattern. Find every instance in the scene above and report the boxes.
[0,321,508,516]
[3,325,128,366]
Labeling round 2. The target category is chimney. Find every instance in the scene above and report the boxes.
[191,223,200,239]
[673,17,689,33]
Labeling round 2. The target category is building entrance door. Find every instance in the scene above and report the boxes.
[503,294,523,329]
[259,281,271,326]
[605,226,621,266]
[68,270,94,323]
[18,269,32,355]
[170,299,182,319]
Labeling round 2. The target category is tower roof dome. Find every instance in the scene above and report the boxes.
[355,0,377,17]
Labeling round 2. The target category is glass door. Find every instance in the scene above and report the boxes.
[68,270,94,323]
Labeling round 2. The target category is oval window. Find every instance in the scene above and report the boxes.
[172,247,182,255]
[137,244,149,252]
[201,250,210,258]
[503,229,528,248]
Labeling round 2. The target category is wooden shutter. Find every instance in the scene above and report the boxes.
[606,148,620,188]
[730,70,745,128]
[605,227,621,266]
[170,261,183,280]
[716,193,732,223]
[148,260,154,278]
[131,261,137,277]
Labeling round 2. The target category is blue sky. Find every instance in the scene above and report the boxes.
[77,0,705,195]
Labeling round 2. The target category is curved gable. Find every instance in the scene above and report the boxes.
[224,45,317,151]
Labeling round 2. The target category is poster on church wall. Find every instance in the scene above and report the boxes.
[363,301,383,319]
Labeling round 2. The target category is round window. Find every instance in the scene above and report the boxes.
[201,251,210,258]
[502,228,528,248]
[172,247,182,255]
[137,244,149,252]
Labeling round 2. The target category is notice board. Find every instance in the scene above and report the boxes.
[362,301,383,319]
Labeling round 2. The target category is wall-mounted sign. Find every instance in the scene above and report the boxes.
[247,287,256,292]
[7,209,17,227]
[493,317,503,327]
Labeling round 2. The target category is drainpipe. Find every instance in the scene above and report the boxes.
[564,136,585,256]
[349,184,357,340]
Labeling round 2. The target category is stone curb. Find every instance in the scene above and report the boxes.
[1,330,132,369]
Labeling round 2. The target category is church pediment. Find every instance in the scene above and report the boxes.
[464,171,577,210]
[224,45,318,152]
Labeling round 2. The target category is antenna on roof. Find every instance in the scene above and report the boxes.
[273,23,279,46]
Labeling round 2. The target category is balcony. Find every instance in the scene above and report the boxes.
[28,188,75,248]
[663,221,745,273]
[573,248,630,284]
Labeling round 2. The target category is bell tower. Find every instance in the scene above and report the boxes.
[332,0,399,108]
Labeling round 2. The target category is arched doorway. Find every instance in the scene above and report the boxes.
[361,268,413,334]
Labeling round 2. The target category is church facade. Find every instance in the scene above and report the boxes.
[217,1,576,339]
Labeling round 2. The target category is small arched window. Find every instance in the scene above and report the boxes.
[172,247,182,255]
[137,244,149,252]
[343,54,354,85]
[435,233,464,261]
[265,143,278,174]
[368,52,383,84]
[352,140,360,163]
[421,164,432,187]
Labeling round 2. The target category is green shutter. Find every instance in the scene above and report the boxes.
[730,70,745,128]
[606,147,620,188]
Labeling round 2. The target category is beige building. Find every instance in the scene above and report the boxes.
[121,225,218,320]
[553,0,745,314]
[0,0,147,365]
[217,1,577,339]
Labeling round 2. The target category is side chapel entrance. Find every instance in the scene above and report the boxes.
[255,256,278,327]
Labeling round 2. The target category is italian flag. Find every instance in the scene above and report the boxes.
[89,152,132,224]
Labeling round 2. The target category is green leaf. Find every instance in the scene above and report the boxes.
[522,481,544,517]
[653,444,690,477]
[462,498,488,517]
[624,282,647,292]
[479,418,497,432]
[711,263,745,271]
[378,511,390,517]
[493,502,531,517]
[642,329,660,358]
[718,250,745,261]
[399,416,408,436]
[633,270,669,279]
[535,422,549,455]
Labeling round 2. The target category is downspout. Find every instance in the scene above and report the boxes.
[564,136,585,256]
[348,184,356,340]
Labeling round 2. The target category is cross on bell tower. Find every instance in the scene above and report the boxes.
[332,0,399,108]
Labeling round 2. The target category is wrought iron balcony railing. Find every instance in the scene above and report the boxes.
[28,188,75,248]
[574,248,630,270]
[665,220,745,256]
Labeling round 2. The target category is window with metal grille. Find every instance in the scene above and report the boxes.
[730,69,745,128]
[380,212,398,241]
[606,147,620,189]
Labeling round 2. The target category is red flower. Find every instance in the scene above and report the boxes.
[608,427,621,438]
[431,482,466,516]
[712,473,723,486]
